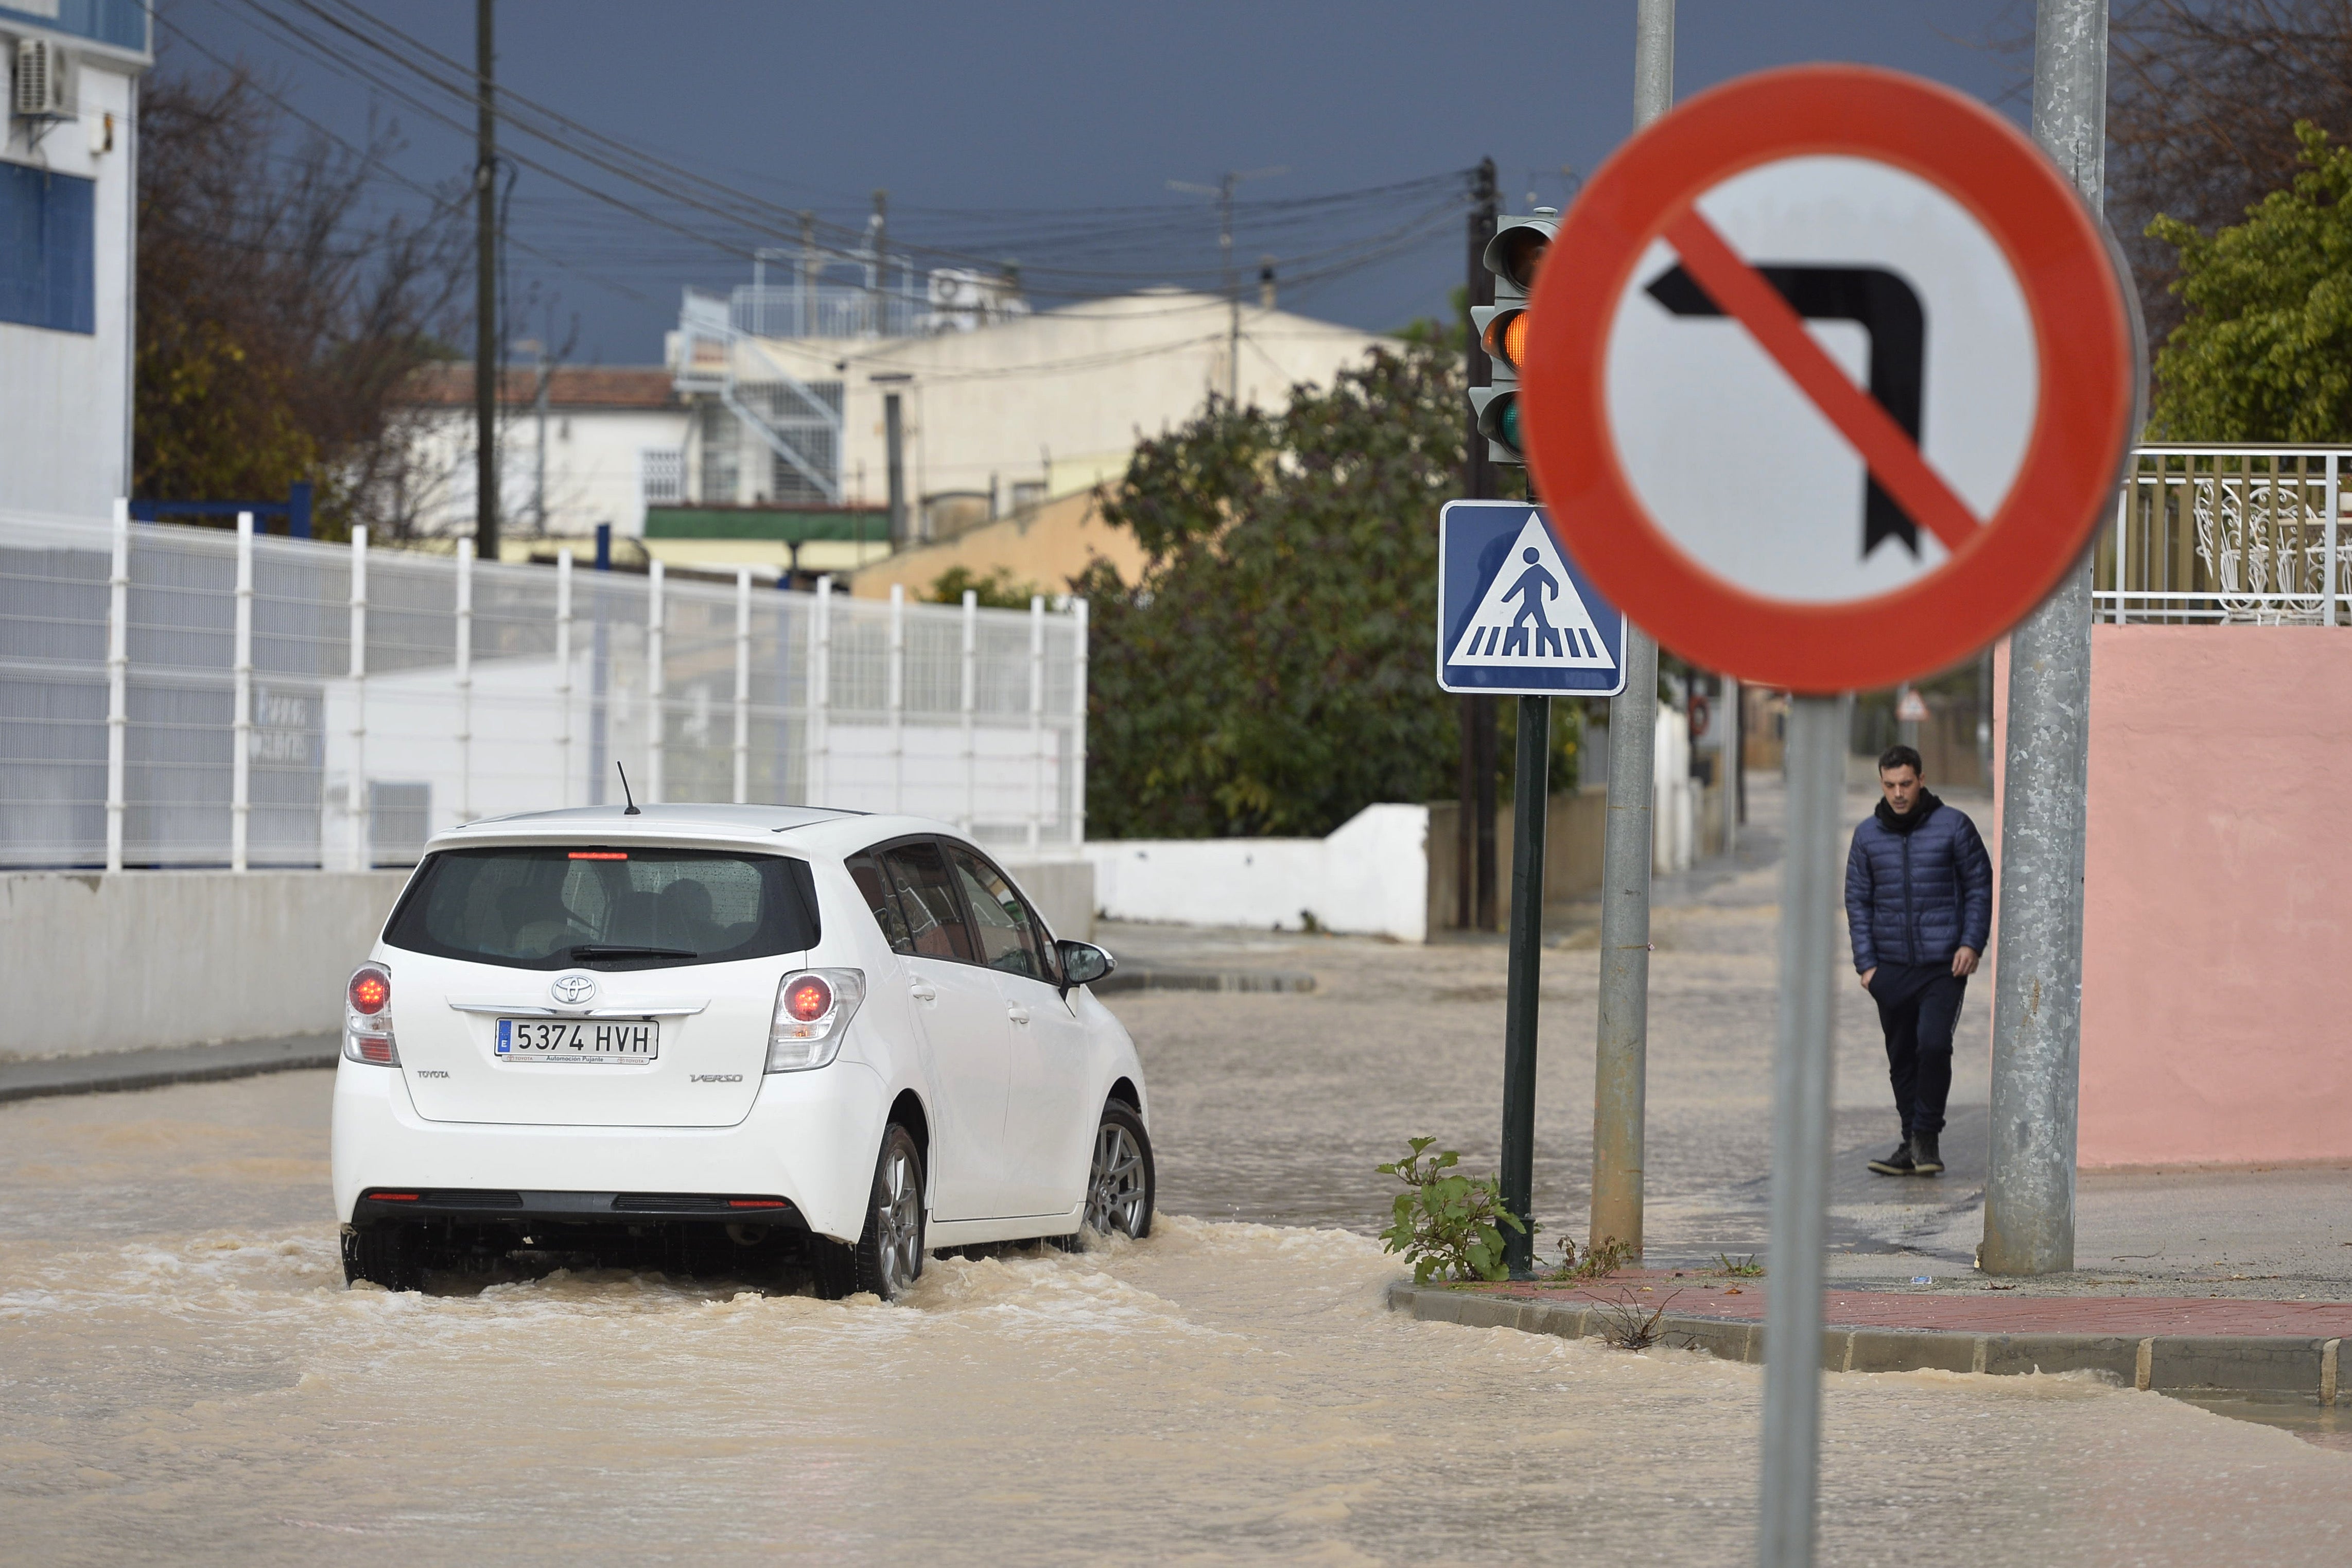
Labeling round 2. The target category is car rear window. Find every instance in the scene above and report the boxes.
[384,846,820,970]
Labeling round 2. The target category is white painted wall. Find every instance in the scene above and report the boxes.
[394,401,693,542]
[1654,706,1696,873]
[1084,803,1430,944]
[0,49,139,516]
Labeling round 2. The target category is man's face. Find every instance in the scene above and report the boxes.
[1880,765,1922,814]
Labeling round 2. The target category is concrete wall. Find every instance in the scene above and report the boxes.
[0,871,409,1058]
[1002,859,1093,946]
[1993,627,2352,1168]
[1085,804,1429,943]
[1427,789,1608,930]
[0,857,1092,1058]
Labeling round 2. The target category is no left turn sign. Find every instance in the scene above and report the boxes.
[1520,65,2141,692]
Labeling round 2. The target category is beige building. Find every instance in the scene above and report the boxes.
[674,286,1389,520]
[843,487,1152,602]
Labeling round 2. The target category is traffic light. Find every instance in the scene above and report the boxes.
[1469,207,1558,465]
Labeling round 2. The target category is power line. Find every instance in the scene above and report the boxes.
[202,0,1473,299]
[151,11,659,306]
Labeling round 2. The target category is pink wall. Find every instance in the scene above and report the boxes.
[1997,628,2352,1168]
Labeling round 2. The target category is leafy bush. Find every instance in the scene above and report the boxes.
[1375,1137,1526,1284]
[928,565,1039,609]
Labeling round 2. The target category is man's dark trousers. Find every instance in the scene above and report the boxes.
[1866,962,1966,1139]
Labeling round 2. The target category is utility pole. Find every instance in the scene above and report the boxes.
[473,0,498,561]
[1170,167,1285,407]
[515,336,548,536]
[799,211,817,337]
[1983,0,2109,1278]
[1459,158,1501,933]
[1590,0,1671,1262]
[867,190,888,336]
[1220,173,1238,405]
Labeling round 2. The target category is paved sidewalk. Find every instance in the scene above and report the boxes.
[0,1034,337,1104]
[1458,1270,2352,1337]
[1391,1274,2348,1408]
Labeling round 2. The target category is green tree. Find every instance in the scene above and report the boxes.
[927,564,1040,609]
[2148,121,2352,442]
[135,63,466,536]
[1077,342,1575,839]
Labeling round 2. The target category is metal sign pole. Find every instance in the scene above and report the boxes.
[1439,499,1628,1279]
[1591,0,1675,1266]
[1498,691,1551,1277]
[1982,0,2109,1281]
[1758,691,1846,1568]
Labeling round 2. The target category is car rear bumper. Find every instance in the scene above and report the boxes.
[351,1188,807,1228]
[332,1056,892,1242]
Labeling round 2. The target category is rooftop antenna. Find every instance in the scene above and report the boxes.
[616,762,641,815]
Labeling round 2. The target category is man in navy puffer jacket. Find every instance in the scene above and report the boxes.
[1844,744,1992,1178]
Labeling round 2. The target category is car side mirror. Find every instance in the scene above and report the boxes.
[1056,939,1114,995]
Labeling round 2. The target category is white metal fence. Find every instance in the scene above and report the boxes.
[2099,446,2351,625]
[0,506,1087,870]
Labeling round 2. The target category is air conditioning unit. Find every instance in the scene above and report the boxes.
[14,38,67,119]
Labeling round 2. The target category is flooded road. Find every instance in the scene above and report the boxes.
[4,1072,2346,1565]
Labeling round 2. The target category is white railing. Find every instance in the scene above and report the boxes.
[731,283,927,341]
[0,507,1087,870]
[2099,446,2349,625]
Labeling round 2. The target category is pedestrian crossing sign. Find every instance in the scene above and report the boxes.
[1436,501,1628,696]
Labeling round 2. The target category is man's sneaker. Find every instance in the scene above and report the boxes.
[1909,1133,1944,1175]
[1867,1141,1915,1176]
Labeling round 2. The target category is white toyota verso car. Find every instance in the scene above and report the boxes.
[332,803,1152,1300]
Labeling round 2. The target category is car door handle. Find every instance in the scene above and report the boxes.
[1006,1004,1031,1025]
[908,982,938,1003]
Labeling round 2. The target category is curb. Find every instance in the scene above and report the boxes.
[0,971,1320,1101]
[1093,968,1316,996]
[0,1034,340,1105]
[1386,1282,2345,1403]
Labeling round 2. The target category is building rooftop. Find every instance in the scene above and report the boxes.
[397,364,681,410]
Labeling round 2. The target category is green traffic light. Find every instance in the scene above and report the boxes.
[1499,396,1522,456]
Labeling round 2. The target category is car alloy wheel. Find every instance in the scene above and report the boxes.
[874,1138,924,1296]
[815,1123,927,1302]
[1083,1102,1155,1240]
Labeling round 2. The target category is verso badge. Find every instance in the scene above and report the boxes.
[549,972,598,1007]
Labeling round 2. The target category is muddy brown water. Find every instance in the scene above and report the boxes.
[3,1072,2346,1565]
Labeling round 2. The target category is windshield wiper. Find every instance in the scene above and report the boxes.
[566,944,697,960]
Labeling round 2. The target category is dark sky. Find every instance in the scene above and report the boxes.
[161,0,2037,364]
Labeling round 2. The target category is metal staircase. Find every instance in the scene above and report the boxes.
[674,291,844,503]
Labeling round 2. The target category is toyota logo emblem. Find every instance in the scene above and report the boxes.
[549,972,598,1006]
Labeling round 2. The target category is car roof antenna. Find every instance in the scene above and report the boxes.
[616,762,641,815]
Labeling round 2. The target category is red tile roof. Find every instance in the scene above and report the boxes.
[398,363,682,410]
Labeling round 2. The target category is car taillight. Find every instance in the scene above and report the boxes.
[786,975,832,1022]
[349,968,390,1016]
[344,963,399,1066]
[767,968,864,1073]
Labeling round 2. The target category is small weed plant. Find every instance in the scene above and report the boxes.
[1544,1234,1633,1283]
[1712,1252,1764,1278]
[1375,1138,1526,1284]
[1592,1287,1684,1350]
